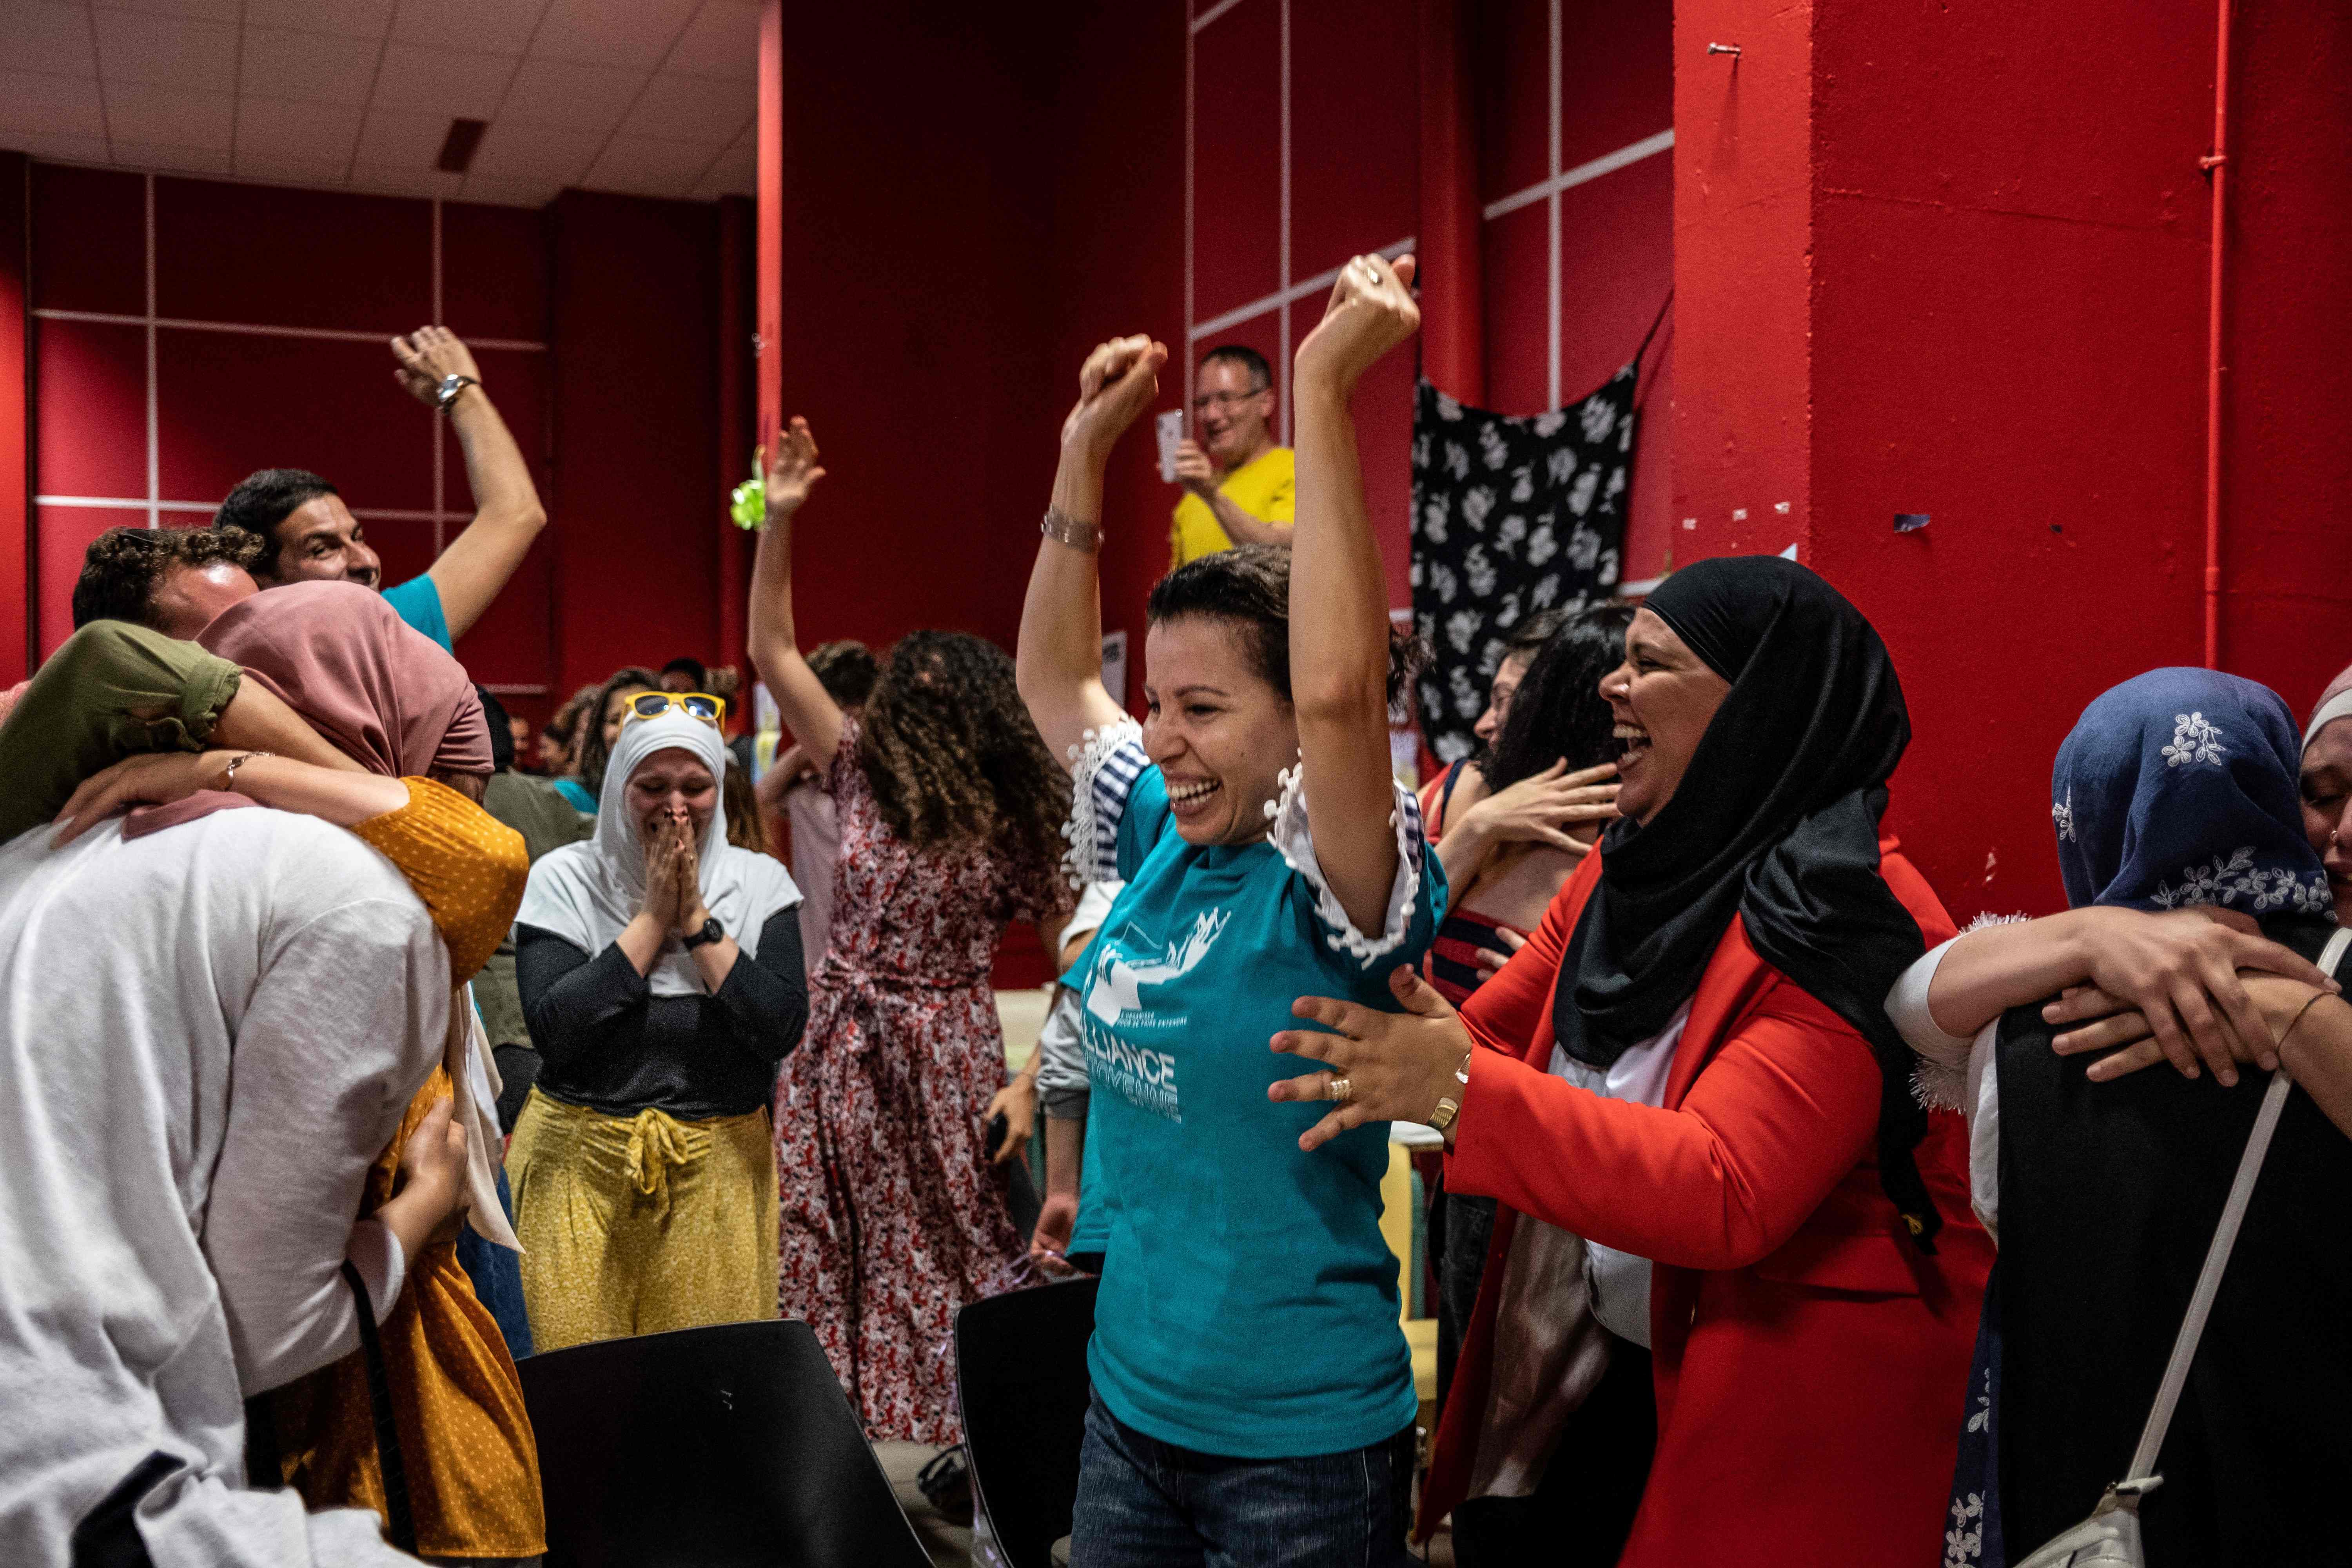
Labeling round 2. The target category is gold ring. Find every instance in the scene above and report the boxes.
[1328,1075,1353,1104]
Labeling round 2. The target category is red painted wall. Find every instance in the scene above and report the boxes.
[547,191,724,703]
[1671,0,2352,921]
[0,153,27,686]
[18,167,747,735]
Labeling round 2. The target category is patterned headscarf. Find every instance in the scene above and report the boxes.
[2052,668,2329,915]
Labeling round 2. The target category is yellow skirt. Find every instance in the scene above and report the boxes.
[271,1067,545,1560]
[504,1088,780,1354]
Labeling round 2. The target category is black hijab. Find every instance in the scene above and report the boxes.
[1552,555,1944,1244]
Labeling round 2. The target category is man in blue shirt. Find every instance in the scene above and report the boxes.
[211,327,545,653]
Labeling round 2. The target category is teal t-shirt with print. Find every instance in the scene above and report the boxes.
[381,573,452,653]
[1073,736,1446,1459]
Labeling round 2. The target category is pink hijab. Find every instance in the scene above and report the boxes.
[126,581,489,837]
[202,581,490,777]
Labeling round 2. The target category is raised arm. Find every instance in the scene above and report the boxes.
[392,327,548,641]
[1016,336,1167,760]
[747,418,846,768]
[1287,254,1422,935]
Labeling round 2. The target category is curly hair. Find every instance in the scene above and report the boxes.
[1145,544,1426,708]
[72,526,267,631]
[577,666,662,799]
[807,639,880,707]
[1485,601,1635,791]
[858,631,1069,882]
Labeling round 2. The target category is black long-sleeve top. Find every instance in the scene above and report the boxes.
[516,911,809,1119]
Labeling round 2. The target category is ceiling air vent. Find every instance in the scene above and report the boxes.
[437,118,489,174]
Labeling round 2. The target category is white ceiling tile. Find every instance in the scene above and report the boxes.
[616,70,749,144]
[243,0,396,38]
[0,69,108,138]
[695,131,752,191]
[232,153,352,188]
[664,1,756,80]
[0,4,100,77]
[368,42,517,118]
[496,56,642,132]
[581,132,703,198]
[103,81,234,150]
[2,129,114,165]
[236,27,383,105]
[235,96,364,163]
[529,0,697,70]
[391,0,549,59]
[96,0,240,20]
[109,138,232,173]
[459,174,559,209]
[348,163,465,198]
[468,117,595,181]
[352,107,450,166]
[93,8,238,91]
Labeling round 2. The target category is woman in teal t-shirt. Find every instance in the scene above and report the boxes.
[1016,255,1447,1568]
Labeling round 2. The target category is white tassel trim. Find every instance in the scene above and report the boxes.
[1264,757,1426,964]
[1061,719,1145,889]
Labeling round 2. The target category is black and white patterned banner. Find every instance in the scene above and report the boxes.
[1409,363,1638,762]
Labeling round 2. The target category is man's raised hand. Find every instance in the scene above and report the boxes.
[391,325,484,408]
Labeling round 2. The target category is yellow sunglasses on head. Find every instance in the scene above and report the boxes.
[621,690,728,729]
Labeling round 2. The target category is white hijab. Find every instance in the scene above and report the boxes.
[519,711,800,996]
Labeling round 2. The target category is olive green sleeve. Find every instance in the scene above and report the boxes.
[0,621,243,844]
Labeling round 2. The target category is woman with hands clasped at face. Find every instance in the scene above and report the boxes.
[1271,557,1993,1566]
[509,710,809,1354]
[1017,257,1446,1568]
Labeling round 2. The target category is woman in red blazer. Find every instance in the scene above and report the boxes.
[1270,557,1994,1566]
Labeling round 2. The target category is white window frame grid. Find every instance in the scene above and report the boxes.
[31,173,546,559]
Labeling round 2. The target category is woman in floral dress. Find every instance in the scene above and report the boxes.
[749,419,1073,1441]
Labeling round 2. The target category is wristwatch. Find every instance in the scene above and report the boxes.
[682,915,726,950]
[434,372,480,412]
[1425,1051,1474,1136]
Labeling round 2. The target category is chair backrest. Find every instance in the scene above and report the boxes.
[516,1318,929,1568]
[955,1278,1099,1568]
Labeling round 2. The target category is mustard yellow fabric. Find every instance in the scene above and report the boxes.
[504,1089,781,1353]
[1169,445,1296,568]
[349,776,529,986]
[269,1069,547,1560]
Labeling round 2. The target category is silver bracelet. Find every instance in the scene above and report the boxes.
[1041,506,1101,553]
[219,751,274,792]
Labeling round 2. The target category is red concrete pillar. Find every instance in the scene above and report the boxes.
[0,152,27,684]
[1416,0,1484,405]
[756,1,783,468]
[1667,1,1814,565]
[715,194,753,697]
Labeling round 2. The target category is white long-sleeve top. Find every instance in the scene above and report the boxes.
[1886,936,2005,1238]
[0,809,448,1567]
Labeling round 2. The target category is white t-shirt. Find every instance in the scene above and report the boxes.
[0,810,447,1567]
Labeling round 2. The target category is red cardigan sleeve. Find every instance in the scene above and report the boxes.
[1445,978,1880,1271]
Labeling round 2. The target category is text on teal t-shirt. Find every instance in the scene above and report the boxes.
[1072,731,1447,1459]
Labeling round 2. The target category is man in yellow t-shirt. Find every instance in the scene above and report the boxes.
[1169,345,1297,568]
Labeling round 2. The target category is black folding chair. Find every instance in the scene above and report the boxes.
[516,1318,928,1568]
[954,1278,1100,1568]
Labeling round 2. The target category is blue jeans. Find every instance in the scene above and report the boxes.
[455,1163,534,1359]
[1070,1390,1416,1568]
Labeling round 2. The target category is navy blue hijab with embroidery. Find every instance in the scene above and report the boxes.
[2052,668,2331,916]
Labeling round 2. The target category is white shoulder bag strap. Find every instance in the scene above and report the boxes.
[2016,926,2350,1568]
